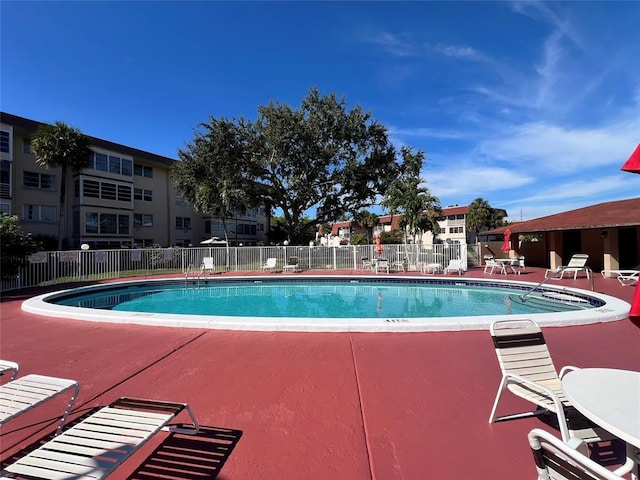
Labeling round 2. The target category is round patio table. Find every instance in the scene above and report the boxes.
[562,368,640,477]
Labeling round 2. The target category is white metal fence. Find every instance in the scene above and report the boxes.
[1,243,475,292]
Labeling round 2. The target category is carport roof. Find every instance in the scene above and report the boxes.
[483,197,640,235]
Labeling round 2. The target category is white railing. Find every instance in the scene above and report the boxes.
[1,243,471,292]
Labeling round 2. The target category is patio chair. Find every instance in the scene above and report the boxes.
[528,429,624,480]
[0,359,19,381]
[375,258,390,274]
[200,256,215,275]
[444,259,464,275]
[361,257,374,270]
[545,254,591,280]
[1,397,200,480]
[484,259,506,275]
[283,256,301,272]
[617,270,639,286]
[0,374,79,435]
[262,257,278,272]
[489,319,611,444]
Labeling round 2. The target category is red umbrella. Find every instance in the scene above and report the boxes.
[501,228,511,253]
[621,144,640,326]
[621,144,640,174]
[375,235,383,256]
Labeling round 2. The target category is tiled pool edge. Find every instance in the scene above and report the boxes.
[21,275,631,332]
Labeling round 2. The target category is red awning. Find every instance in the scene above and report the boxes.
[621,144,640,174]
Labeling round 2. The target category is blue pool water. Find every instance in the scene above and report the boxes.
[51,279,595,318]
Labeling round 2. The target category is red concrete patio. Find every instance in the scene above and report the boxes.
[1,267,638,479]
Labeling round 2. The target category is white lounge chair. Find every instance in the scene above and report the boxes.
[374,258,390,274]
[1,397,200,480]
[0,374,79,435]
[444,259,464,275]
[489,319,610,444]
[263,257,278,272]
[528,429,624,480]
[545,254,591,279]
[0,359,19,381]
[282,256,301,272]
[361,258,374,270]
[200,257,215,275]
[617,270,639,286]
[601,269,639,286]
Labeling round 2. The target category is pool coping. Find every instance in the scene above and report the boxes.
[21,274,631,332]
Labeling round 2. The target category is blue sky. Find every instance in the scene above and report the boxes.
[2,1,639,222]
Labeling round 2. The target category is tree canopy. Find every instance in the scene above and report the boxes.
[467,197,507,237]
[174,88,401,245]
[382,148,441,244]
[31,121,91,249]
[1,214,38,280]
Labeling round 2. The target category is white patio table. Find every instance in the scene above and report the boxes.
[562,368,640,478]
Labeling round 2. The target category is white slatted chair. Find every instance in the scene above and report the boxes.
[528,429,624,480]
[262,257,278,272]
[282,256,301,272]
[0,359,19,381]
[200,257,215,275]
[488,319,610,444]
[484,259,506,275]
[0,374,79,435]
[444,259,464,275]
[1,397,200,480]
[374,258,390,274]
[545,254,591,280]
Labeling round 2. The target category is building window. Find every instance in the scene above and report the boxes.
[0,131,9,153]
[175,195,190,206]
[23,204,57,223]
[23,138,32,154]
[23,171,56,190]
[174,239,191,247]
[89,151,133,176]
[134,163,153,178]
[0,202,10,214]
[176,217,191,229]
[81,179,131,201]
[85,212,129,234]
[134,188,152,201]
[134,213,153,227]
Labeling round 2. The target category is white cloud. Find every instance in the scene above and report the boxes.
[426,166,534,198]
[479,120,639,173]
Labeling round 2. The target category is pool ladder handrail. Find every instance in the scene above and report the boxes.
[520,267,595,303]
[185,264,202,286]
[520,267,594,302]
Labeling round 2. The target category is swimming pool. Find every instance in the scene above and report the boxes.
[22,275,630,332]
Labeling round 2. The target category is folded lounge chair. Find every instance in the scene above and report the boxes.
[1,397,200,480]
[0,374,79,435]
[489,319,610,444]
[528,429,624,480]
[545,254,591,280]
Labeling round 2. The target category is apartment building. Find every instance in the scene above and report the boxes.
[324,205,481,246]
[0,112,268,249]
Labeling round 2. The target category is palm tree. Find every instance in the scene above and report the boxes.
[382,147,441,267]
[354,210,379,244]
[467,198,492,241]
[31,121,91,249]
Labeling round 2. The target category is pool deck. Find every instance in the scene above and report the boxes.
[1,267,639,479]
